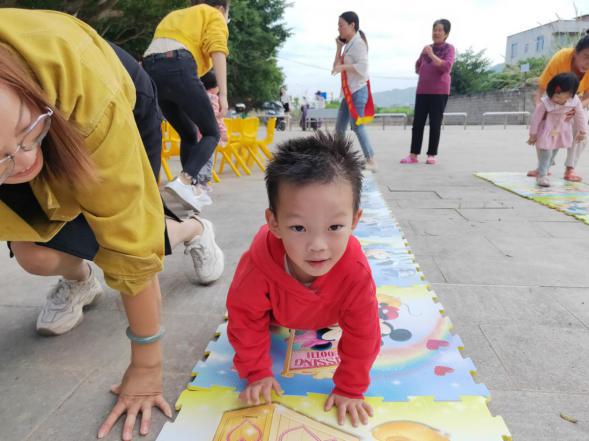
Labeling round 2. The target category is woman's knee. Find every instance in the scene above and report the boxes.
[11,242,64,276]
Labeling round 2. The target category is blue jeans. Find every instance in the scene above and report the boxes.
[335,86,374,160]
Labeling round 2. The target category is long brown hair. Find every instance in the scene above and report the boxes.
[0,45,97,187]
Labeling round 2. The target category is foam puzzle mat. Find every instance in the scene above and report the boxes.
[476,172,589,224]
[157,175,511,441]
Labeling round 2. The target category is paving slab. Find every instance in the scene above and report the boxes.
[481,323,589,394]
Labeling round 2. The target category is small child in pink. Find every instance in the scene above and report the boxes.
[528,72,587,187]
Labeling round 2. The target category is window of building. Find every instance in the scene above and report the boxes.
[536,35,544,52]
[524,43,529,53]
[511,43,517,59]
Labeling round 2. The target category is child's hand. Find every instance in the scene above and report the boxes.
[527,135,537,145]
[575,132,586,143]
[239,376,282,405]
[324,393,374,427]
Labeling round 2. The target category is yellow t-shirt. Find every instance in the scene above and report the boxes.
[153,4,229,77]
[0,9,165,295]
[538,48,589,95]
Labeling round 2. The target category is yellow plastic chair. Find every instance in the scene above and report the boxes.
[256,117,276,160]
[160,120,180,182]
[216,118,251,176]
[238,117,265,172]
[160,120,221,183]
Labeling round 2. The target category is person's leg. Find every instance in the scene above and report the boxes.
[349,87,375,162]
[11,242,89,281]
[144,53,219,209]
[565,140,585,181]
[536,148,554,186]
[426,95,449,158]
[335,98,350,136]
[8,214,103,335]
[410,94,429,156]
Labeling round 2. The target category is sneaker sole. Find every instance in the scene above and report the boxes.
[36,290,103,336]
[163,187,201,213]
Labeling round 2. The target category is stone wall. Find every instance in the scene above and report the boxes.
[445,86,536,126]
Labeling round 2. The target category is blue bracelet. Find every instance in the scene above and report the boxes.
[125,326,166,345]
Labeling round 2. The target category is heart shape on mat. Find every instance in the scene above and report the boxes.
[427,339,450,350]
[434,366,454,376]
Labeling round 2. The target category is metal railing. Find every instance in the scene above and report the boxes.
[442,112,468,130]
[374,113,407,130]
[481,111,530,129]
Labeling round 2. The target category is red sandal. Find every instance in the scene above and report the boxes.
[564,168,582,182]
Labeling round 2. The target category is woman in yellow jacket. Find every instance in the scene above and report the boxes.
[143,0,230,212]
[0,9,223,440]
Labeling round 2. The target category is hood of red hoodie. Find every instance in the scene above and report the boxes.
[248,225,366,302]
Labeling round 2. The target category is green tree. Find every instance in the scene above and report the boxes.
[450,48,492,95]
[484,57,547,90]
[3,0,291,105]
[227,0,290,107]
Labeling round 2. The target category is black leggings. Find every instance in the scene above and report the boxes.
[410,94,449,156]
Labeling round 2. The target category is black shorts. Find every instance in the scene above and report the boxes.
[3,183,173,260]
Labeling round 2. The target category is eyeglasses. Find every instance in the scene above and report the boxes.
[0,107,53,185]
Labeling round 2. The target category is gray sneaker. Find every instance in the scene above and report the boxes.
[36,266,103,336]
[537,176,551,187]
[185,217,224,285]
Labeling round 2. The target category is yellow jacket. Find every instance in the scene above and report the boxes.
[538,48,589,95]
[0,9,165,295]
[153,4,229,77]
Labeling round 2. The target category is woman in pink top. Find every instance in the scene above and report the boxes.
[528,73,587,187]
[401,19,455,165]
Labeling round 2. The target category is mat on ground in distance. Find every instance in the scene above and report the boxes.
[476,172,589,224]
[156,175,511,441]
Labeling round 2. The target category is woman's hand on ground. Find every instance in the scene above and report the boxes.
[97,364,172,441]
[324,393,373,427]
[239,376,282,405]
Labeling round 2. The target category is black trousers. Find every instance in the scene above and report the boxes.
[109,42,163,179]
[143,49,220,179]
[410,94,449,156]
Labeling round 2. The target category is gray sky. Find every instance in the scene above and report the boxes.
[276,0,586,100]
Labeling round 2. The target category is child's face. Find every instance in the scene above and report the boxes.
[266,179,362,284]
[551,91,572,105]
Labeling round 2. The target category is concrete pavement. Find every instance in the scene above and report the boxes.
[1,125,588,440]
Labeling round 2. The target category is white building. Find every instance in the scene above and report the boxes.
[505,15,589,64]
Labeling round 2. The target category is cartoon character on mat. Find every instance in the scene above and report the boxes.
[372,421,450,441]
[295,295,412,350]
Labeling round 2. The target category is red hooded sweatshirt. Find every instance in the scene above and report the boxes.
[226,225,381,399]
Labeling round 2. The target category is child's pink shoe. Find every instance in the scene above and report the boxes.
[400,155,418,164]
[426,156,436,165]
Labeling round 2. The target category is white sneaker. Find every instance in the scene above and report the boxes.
[36,266,103,336]
[185,217,224,284]
[164,178,204,213]
[196,191,213,207]
[537,176,551,187]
